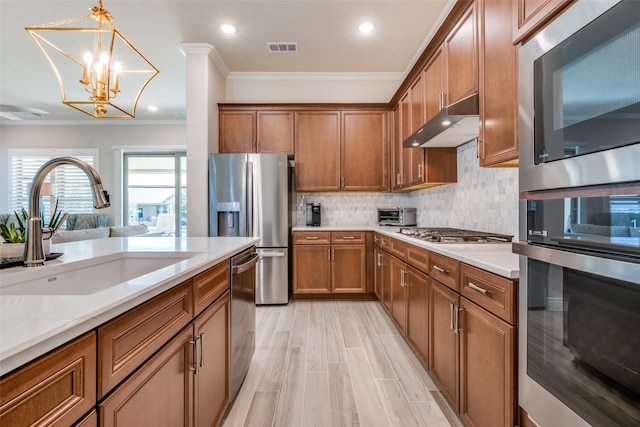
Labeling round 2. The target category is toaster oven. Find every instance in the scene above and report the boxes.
[377,207,417,226]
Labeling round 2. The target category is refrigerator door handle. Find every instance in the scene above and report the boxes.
[245,161,254,237]
[259,251,286,258]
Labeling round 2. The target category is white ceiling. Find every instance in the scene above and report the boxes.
[0,0,453,123]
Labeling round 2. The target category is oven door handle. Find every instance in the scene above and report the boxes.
[512,242,640,284]
[232,252,259,275]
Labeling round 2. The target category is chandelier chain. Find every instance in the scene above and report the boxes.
[29,14,93,29]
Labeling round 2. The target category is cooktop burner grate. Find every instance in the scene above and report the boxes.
[398,227,513,243]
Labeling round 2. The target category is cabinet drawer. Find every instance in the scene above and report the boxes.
[98,280,193,398]
[461,264,516,324]
[331,231,366,244]
[406,245,429,274]
[389,238,407,260]
[293,231,331,244]
[429,252,460,292]
[374,233,391,250]
[193,261,230,315]
[0,332,96,427]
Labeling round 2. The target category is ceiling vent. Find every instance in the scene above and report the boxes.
[267,42,298,53]
[0,105,49,120]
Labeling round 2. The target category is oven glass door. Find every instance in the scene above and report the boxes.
[533,0,640,164]
[527,193,640,258]
[526,257,640,426]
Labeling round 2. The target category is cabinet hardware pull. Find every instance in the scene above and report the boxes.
[199,333,205,369]
[418,163,423,178]
[343,236,355,240]
[468,282,490,295]
[454,306,460,334]
[397,173,402,185]
[306,236,318,240]
[400,270,404,287]
[189,336,200,374]
[332,248,335,260]
[328,249,331,260]
[433,265,447,274]
[449,303,454,330]
[377,253,382,267]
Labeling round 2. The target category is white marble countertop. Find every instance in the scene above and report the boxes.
[293,226,519,280]
[0,236,259,376]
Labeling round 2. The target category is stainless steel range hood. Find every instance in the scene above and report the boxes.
[403,92,479,148]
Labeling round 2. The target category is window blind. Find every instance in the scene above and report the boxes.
[8,150,99,219]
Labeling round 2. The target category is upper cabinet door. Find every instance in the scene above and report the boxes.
[295,111,341,192]
[424,46,445,123]
[219,111,256,153]
[512,0,576,44]
[341,111,388,192]
[479,0,518,167]
[444,2,478,106]
[257,111,294,155]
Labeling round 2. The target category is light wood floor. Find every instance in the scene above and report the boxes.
[222,300,463,427]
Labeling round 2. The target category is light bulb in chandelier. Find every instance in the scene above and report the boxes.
[26,0,158,118]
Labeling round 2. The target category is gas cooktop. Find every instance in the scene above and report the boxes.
[398,227,513,243]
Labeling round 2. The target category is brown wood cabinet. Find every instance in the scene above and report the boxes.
[406,265,429,362]
[219,111,256,153]
[100,289,231,427]
[193,289,231,427]
[389,255,408,334]
[373,235,518,427]
[293,231,370,296]
[459,297,516,427]
[424,46,445,123]
[99,327,192,427]
[97,280,193,398]
[219,109,294,154]
[257,111,294,154]
[76,410,98,427]
[374,246,391,311]
[295,111,341,191]
[341,111,388,191]
[478,0,519,167]
[0,332,96,427]
[444,2,478,107]
[513,0,575,44]
[429,278,461,410]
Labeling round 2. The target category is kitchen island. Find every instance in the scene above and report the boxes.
[0,236,258,376]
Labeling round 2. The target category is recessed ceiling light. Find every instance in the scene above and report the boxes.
[220,23,237,34]
[147,105,158,112]
[358,22,375,33]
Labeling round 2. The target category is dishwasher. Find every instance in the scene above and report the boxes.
[229,246,258,402]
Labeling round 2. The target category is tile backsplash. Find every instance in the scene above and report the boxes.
[295,140,519,238]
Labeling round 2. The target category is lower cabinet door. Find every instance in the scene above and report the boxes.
[99,328,192,427]
[293,245,331,294]
[389,256,407,334]
[332,245,366,293]
[406,266,429,363]
[0,332,96,427]
[193,290,230,427]
[459,298,515,427]
[429,278,459,410]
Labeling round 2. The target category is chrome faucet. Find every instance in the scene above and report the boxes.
[23,157,110,267]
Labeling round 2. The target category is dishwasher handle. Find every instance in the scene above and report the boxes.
[232,252,260,275]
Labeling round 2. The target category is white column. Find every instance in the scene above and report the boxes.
[179,43,217,237]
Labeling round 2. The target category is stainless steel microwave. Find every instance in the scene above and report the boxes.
[518,0,640,192]
[377,207,417,226]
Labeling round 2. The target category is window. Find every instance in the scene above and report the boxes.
[123,152,187,236]
[8,149,99,223]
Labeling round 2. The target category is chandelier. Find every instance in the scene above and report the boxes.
[25,1,158,118]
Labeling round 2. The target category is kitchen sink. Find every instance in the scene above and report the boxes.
[0,252,201,295]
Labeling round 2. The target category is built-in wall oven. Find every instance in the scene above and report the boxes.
[517,0,640,425]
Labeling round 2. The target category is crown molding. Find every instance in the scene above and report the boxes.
[227,72,404,81]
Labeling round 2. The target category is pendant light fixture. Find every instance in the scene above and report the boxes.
[25,1,159,118]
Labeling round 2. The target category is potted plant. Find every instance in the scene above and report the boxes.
[0,209,27,265]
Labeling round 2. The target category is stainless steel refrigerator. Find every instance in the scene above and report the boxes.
[209,153,289,305]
